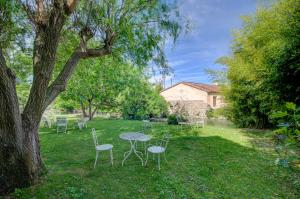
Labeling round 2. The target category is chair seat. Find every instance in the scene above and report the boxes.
[57,124,67,127]
[96,144,113,151]
[148,146,165,153]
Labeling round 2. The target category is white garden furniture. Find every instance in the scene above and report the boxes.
[56,117,67,133]
[191,117,205,128]
[91,128,113,168]
[145,134,170,170]
[77,117,89,129]
[120,132,148,166]
[137,134,152,154]
[142,120,152,133]
[41,116,52,128]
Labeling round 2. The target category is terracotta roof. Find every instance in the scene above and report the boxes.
[161,81,220,93]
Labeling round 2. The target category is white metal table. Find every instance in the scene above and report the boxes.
[120,132,146,166]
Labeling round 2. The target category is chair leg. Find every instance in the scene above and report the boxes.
[158,153,160,170]
[94,151,99,168]
[110,149,113,166]
[145,151,149,166]
[164,152,168,163]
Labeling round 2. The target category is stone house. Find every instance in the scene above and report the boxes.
[160,82,225,118]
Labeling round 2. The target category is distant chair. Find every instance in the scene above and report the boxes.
[41,115,52,128]
[142,120,152,133]
[91,128,113,168]
[191,117,205,128]
[145,134,170,170]
[56,117,67,133]
[77,117,89,130]
[177,116,190,131]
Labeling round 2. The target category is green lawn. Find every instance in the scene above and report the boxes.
[12,118,299,198]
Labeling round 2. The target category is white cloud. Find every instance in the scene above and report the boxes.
[168,60,188,67]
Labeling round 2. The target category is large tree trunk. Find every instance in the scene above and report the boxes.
[0,49,42,193]
[1,3,67,194]
[1,0,111,194]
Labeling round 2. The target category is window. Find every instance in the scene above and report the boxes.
[213,96,217,107]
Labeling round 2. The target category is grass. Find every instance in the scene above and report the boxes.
[11,118,299,198]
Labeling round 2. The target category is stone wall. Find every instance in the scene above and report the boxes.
[168,100,208,118]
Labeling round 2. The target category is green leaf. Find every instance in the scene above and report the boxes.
[286,102,296,111]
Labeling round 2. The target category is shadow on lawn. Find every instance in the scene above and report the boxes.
[34,126,299,198]
[240,128,275,150]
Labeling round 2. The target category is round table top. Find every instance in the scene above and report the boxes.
[137,134,152,142]
[119,132,145,141]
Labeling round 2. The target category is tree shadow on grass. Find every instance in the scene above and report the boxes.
[239,128,275,151]
[35,129,299,198]
[163,135,298,198]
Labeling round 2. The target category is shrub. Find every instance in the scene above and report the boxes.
[206,109,214,119]
[271,102,300,167]
[121,83,168,120]
[167,114,178,125]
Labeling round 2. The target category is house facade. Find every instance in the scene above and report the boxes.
[160,82,225,117]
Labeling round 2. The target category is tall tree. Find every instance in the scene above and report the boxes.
[0,0,182,194]
[120,75,168,120]
[60,57,140,120]
[220,0,300,128]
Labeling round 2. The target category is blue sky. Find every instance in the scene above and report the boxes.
[157,0,258,86]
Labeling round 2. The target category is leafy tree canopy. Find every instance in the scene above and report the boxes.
[219,0,300,128]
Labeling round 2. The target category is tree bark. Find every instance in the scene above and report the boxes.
[92,106,99,119]
[80,100,88,117]
[0,49,31,193]
[0,2,73,194]
[1,0,113,194]
[88,99,93,120]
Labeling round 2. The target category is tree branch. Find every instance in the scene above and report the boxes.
[80,47,111,59]
[44,46,110,108]
[23,1,78,121]
[0,49,15,81]
[19,0,36,24]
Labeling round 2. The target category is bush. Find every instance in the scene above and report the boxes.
[167,114,178,125]
[120,83,168,120]
[206,107,232,120]
[206,109,214,119]
[271,102,300,167]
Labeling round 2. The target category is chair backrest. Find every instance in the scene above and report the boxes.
[57,117,67,125]
[142,122,152,132]
[91,128,98,148]
[159,134,170,150]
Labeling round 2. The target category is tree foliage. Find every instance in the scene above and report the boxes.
[0,0,184,194]
[57,57,169,120]
[120,76,168,120]
[221,0,300,128]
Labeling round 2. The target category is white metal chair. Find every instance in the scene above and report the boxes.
[137,134,152,154]
[142,120,152,133]
[145,134,170,170]
[77,117,89,130]
[56,117,67,133]
[91,128,113,168]
[41,115,52,128]
[191,117,205,128]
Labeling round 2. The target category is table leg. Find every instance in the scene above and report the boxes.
[133,142,144,166]
[122,141,134,166]
[122,140,144,166]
